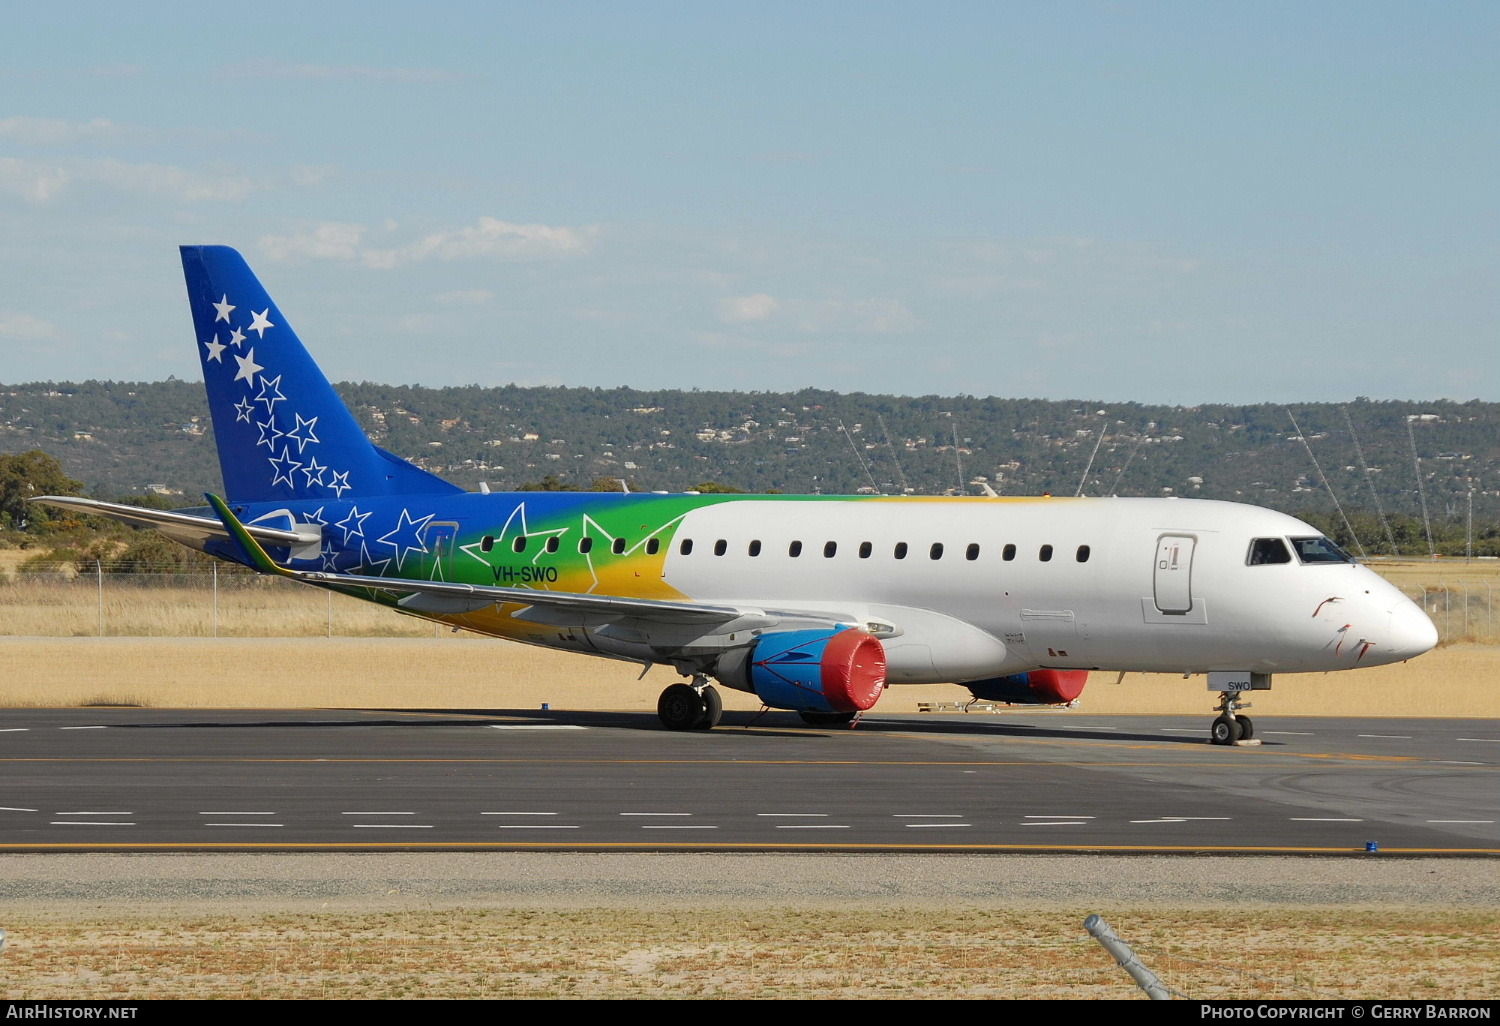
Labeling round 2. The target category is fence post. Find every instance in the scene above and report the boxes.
[1085,914,1172,999]
[212,562,219,638]
[1463,584,1469,639]
[95,559,103,637]
[327,589,332,639]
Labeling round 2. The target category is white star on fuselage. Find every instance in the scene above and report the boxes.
[335,505,371,544]
[233,348,263,384]
[248,309,274,338]
[213,295,235,323]
[203,334,227,363]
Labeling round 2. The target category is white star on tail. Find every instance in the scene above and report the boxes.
[267,446,302,488]
[228,326,246,349]
[328,470,352,498]
[213,295,234,323]
[248,309,274,338]
[233,348,263,384]
[233,398,255,423]
[203,334,227,363]
[285,413,320,453]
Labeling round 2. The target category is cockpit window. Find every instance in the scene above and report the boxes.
[1290,536,1355,564]
[1247,538,1292,565]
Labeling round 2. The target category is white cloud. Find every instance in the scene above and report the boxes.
[0,158,69,202]
[0,156,320,204]
[260,217,592,268]
[718,292,779,323]
[259,222,366,262]
[0,313,62,341]
[790,296,921,334]
[0,117,124,145]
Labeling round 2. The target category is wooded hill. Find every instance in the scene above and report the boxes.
[1,379,1496,554]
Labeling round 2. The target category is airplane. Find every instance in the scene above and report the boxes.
[36,246,1439,741]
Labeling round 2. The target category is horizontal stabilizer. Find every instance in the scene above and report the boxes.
[30,495,316,552]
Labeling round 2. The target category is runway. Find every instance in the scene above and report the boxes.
[2,707,1496,853]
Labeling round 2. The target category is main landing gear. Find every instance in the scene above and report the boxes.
[657,675,723,731]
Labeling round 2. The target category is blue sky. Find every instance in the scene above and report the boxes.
[1,1,1495,402]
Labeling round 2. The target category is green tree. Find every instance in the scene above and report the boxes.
[0,450,84,533]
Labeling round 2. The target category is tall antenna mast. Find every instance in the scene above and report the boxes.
[1405,415,1437,560]
[837,417,881,494]
[949,414,965,494]
[1107,425,1149,496]
[876,414,911,495]
[1340,406,1398,556]
[1287,409,1366,558]
[1075,424,1107,497]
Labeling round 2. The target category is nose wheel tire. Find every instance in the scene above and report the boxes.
[1236,715,1255,740]
[1210,715,1243,745]
[658,683,707,731]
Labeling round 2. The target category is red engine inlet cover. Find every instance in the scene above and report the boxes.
[1026,669,1088,704]
[822,629,889,711]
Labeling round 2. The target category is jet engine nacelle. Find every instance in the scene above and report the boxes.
[963,669,1088,706]
[715,628,887,713]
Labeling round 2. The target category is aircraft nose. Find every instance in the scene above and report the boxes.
[1386,599,1439,661]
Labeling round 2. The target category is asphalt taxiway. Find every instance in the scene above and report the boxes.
[1,707,1496,854]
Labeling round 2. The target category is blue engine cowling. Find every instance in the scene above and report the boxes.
[714,628,887,713]
[964,669,1088,706]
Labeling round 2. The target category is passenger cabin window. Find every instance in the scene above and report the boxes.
[858,541,872,559]
[611,538,626,555]
[714,539,727,556]
[894,542,908,560]
[546,536,560,553]
[480,535,495,553]
[789,541,803,557]
[1002,544,1016,561]
[1039,544,1053,562]
[1290,536,1355,565]
[1076,545,1090,563]
[930,542,944,560]
[645,538,659,555]
[824,541,837,558]
[966,543,980,561]
[512,536,527,553]
[678,538,692,555]
[579,537,593,554]
[749,540,762,556]
[1247,538,1293,565]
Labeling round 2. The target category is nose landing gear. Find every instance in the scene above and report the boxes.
[1206,672,1268,746]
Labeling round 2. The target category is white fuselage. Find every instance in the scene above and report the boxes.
[657,497,1436,684]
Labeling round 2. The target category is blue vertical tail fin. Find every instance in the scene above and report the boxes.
[180,245,463,503]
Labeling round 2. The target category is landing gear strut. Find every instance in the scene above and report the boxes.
[657,675,723,731]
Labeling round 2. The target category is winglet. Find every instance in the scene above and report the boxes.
[205,493,294,577]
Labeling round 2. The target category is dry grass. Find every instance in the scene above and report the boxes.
[0,635,1494,717]
[0,907,1494,1000]
[1,551,1497,717]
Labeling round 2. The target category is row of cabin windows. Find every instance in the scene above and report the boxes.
[479,534,660,556]
[478,533,1090,564]
[683,539,1091,563]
